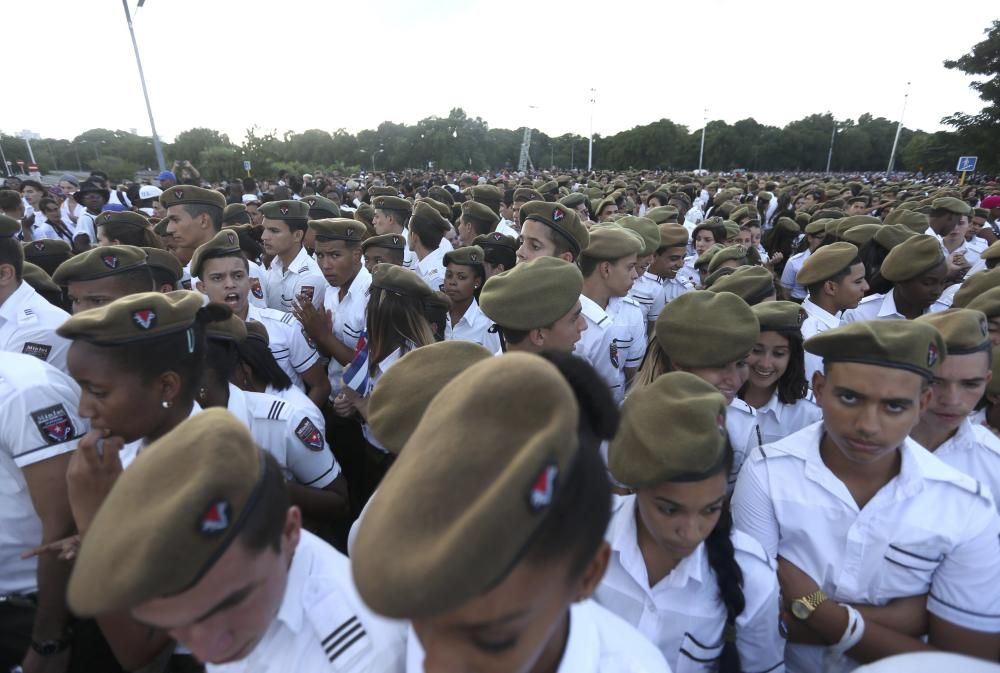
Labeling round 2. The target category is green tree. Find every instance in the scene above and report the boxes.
[943,19,1000,172]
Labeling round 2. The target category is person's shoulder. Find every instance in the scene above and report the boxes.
[971,424,1000,458]
[729,398,757,417]
[857,293,885,306]
[732,528,776,571]
[583,600,671,672]
[243,389,292,422]
[908,440,996,508]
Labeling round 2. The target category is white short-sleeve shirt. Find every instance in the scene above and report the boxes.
[0,281,71,372]
[265,246,327,312]
[780,249,811,300]
[842,291,910,323]
[246,304,319,391]
[753,391,822,446]
[444,299,501,352]
[414,245,447,292]
[800,297,842,383]
[727,399,761,490]
[930,419,1000,514]
[323,266,372,396]
[606,295,648,371]
[574,294,626,403]
[628,273,666,324]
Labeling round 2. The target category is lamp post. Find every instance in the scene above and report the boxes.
[825,116,837,174]
[122,0,166,172]
[886,81,911,176]
[587,88,596,171]
[698,109,707,172]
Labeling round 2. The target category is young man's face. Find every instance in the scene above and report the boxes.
[314,239,360,288]
[363,247,399,273]
[457,217,478,246]
[828,262,869,310]
[67,276,138,314]
[516,219,558,263]
[260,218,300,259]
[651,246,687,279]
[82,191,106,212]
[165,204,209,250]
[848,201,867,216]
[197,256,250,317]
[538,300,587,353]
[603,254,640,297]
[814,362,931,465]
[131,511,300,666]
[22,185,43,206]
[923,351,992,434]
[894,262,948,310]
[372,210,401,235]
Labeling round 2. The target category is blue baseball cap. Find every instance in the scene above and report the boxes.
[157,170,177,182]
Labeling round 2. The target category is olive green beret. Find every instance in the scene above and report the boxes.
[57,290,207,345]
[594,197,617,216]
[308,218,366,242]
[428,186,455,206]
[796,242,860,286]
[873,223,917,250]
[514,187,543,203]
[721,220,740,242]
[222,203,247,223]
[480,256,583,330]
[582,226,644,261]
[142,247,183,284]
[520,201,589,255]
[805,319,945,380]
[368,186,398,198]
[884,208,929,233]
[933,197,971,215]
[444,245,485,268]
[467,185,502,209]
[245,320,269,345]
[352,353,580,618]
[703,267,736,288]
[730,206,752,223]
[695,243,724,270]
[537,180,559,196]
[371,263,432,299]
[153,218,169,237]
[0,214,20,238]
[609,372,728,487]
[460,200,500,228]
[953,269,1000,308]
[361,232,406,252]
[556,175,572,186]
[369,341,493,455]
[707,265,776,304]
[205,313,248,343]
[410,201,451,235]
[656,290,759,368]
[474,231,518,253]
[354,202,375,228]
[614,216,659,256]
[757,191,773,202]
[301,195,341,218]
[974,207,990,219]
[804,219,830,236]
[95,210,150,231]
[753,300,805,332]
[68,409,266,616]
[259,199,310,223]
[371,195,412,213]
[158,185,226,211]
[880,235,945,282]
[707,245,749,273]
[23,238,71,260]
[774,217,800,235]
[836,215,882,238]
[645,205,680,224]
[190,229,243,279]
[417,197,452,222]
[824,218,844,236]
[52,245,148,285]
[966,287,1000,320]
[916,308,989,355]
[22,262,60,295]
[841,223,881,247]
[981,240,1000,261]
[559,193,587,209]
[659,223,689,249]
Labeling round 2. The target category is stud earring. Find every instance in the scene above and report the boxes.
[161,400,171,409]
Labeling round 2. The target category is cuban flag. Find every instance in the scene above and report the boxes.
[342,330,370,395]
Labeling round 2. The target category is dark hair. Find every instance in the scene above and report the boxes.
[99,219,163,248]
[364,246,404,267]
[766,328,808,404]
[235,336,293,391]
[95,265,156,296]
[224,211,252,226]
[181,203,223,231]
[482,245,516,270]
[463,214,496,238]
[537,223,578,261]
[524,352,617,580]
[423,302,448,342]
[0,189,22,211]
[0,237,25,281]
[365,286,435,370]
[497,325,529,348]
[379,208,409,229]
[805,255,862,297]
[204,337,241,392]
[150,266,179,291]
[693,220,726,245]
[200,248,250,275]
[763,226,801,277]
[238,450,292,553]
[410,217,445,249]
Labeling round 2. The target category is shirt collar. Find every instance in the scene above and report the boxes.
[452,298,484,329]
[879,291,902,318]
[609,495,705,590]
[579,293,609,322]
[274,246,310,273]
[416,245,445,272]
[759,389,784,421]
[343,265,372,297]
[805,423,926,499]
[936,418,976,454]
[226,383,250,423]
[802,297,841,328]
[0,281,33,323]
[274,531,314,632]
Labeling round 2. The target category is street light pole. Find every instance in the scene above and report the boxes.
[122,0,167,172]
[587,88,596,172]
[826,116,837,174]
[698,109,707,172]
[886,81,911,176]
[0,136,10,177]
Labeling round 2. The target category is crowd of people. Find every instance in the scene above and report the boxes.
[2,162,1000,673]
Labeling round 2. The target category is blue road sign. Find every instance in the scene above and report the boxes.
[957,156,978,172]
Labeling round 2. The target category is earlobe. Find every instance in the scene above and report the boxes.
[560,251,575,264]
[811,371,826,402]
[283,506,302,555]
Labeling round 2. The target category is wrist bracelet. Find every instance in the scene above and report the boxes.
[830,604,865,656]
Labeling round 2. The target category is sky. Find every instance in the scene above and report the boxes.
[4,0,998,143]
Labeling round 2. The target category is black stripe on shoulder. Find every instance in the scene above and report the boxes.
[329,628,366,662]
[680,648,720,664]
[321,616,357,647]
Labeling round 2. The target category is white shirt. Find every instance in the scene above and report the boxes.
[211,531,406,673]
[780,250,811,300]
[628,273,666,325]
[753,390,822,446]
[266,383,326,440]
[400,227,418,271]
[60,198,85,229]
[445,299,501,352]
[246,304,319,391]
[362,347,409,450]
[74,209,99,245]
[597,495,784,673]
[414,244,447,292]
[726,399,760,490]
[496,219,519,237]
[606,294,647,372]
[227,384,340,488]
[842,291,910,323]
[247,259,269,309]
[405,599,671,673]
[0,354,87,594]
[323,266,372,396]
[0,281,71,371]
[677,257,700,287]
[266,246,326,312]
[930,419,1000,514]
[574,294,626,403]
[800,297,842,382]
[662,275,695,306]
[733,422,1000,672]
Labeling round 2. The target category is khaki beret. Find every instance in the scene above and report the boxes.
[974,207,990,219]
[410,201,451,235]
[353,202,375,228]
[981,240,1000,261]
[153,218,169,237]
[559,193,587,209]
[308,218,366,242]
[615,216,660,256]
[68,409,266,616]
[23,238,72,260]
[796,242,860,286]
[841,223,881,246]
[205,313,248,343]
[884,208,929,233]
[695,243,724,270]
[659,223,689,249]
[656,290,759,368]
[460,200,500,228]
[966,287,1000,320]
[301,195,342,218]
[513,187,543,203]
[22,262,60,295]
[352,353,579,618]
[537,181,559,197]
[52,245,148,286]
[370,195,412,214]
[836,215,882,238]
[873,223,917,250]
[804,219,830,236]
[933,197,971,215]
[703,267,736,288]
[609,372,728,488]
[245,320,269,345]
[361,232,406,252]
[95,210,150,231]
[480,256,583,330]
[520,201,590,255]
[474,231,518,253]
[707,245,749,273]
[774,217,800,235]
[880,235,945,282]
[428,186,455,206]
[757,191,773,202]
[707,265,776,304]
[368,186,398,198]
[953,269,1000,308]
[190,229,243,279]
[582,226,644,261]
[158,185,226,211]
[805,319,945,380]
[594,197,617,215]
[417,197,452,222]
[0,214,20,238]
[222,203,247,223]
[645,205,680,224]
[753,300,806,332]
[259,199,310,223]
[371,263,432,299]
[467,185,502,209]
[444,245,485,268]
[916,308,989,355]
[57,290,207,345]
[369,341,493,455]
[142,247,183,284]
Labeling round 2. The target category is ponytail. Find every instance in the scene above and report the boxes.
[704,503,746,673]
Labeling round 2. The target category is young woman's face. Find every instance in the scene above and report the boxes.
[636,472,727,561]
[694,231,715,254]
[749,226,762,248]
[735,230,752,249]
[679,358,750,404]
[747,330,791,392]
[443,263,479,305]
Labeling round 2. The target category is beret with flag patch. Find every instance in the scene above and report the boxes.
[460,200,500,228]
[361,233,406,252]
[158,185,226,210]
[190,229,243,279]
[259,199,310,223]
[371,195,412,213]
[308,218,366,242]
[300,194,341,218]
[444,245,485,268]
[52,245,148,286]
[519,200,589,255]
[57,290,209,345]
[806,319,946,380]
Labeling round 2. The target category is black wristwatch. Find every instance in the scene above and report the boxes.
[31,634,71,656]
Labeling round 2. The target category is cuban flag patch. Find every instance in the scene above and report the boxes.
[30,404,76,445]
[295,418,325,452]
[527,462,559,512]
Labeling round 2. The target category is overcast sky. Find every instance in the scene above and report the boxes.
[5,0,997,143]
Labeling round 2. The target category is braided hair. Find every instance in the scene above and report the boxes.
[704,498,746,672]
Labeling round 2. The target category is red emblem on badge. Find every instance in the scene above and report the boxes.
[717,411,727,435]
[199,500,229,535]
[132,309,157,330]
[295,418,324,451]
[299,285,315,302]
[528,463,559,512]
[552,208,565,222]
[609,340,620,369]
[102,255,119,269]
[927,342,939,367]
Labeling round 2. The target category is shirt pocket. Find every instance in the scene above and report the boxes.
[879,543,942,597]
[676,631,723,673]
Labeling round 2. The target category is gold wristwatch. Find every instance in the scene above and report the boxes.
[791,589,828,620]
